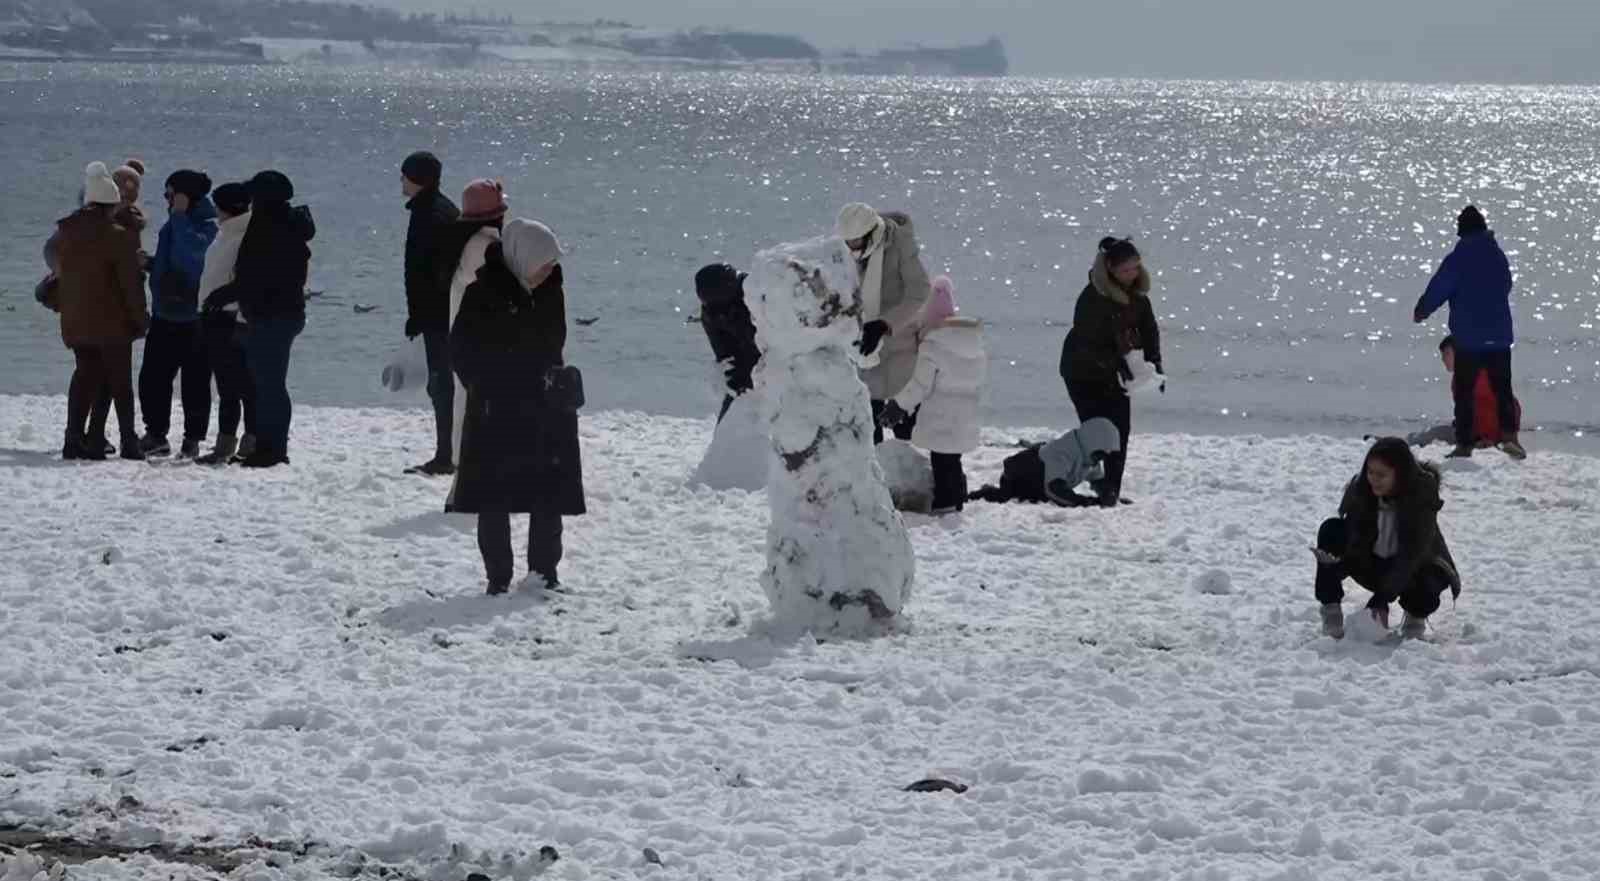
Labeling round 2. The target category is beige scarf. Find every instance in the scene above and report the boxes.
[852,218,887,320]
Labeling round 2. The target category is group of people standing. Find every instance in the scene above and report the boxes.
[39,159,313,467]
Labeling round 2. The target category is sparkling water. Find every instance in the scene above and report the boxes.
[3,64,1596,449]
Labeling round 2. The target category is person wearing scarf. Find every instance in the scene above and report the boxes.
[448,219,586,596]
[836,202,933,444]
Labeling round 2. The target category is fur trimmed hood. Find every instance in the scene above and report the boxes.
[1089,252,1151,306]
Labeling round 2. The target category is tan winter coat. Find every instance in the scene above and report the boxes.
[860,211,932,399]
[48,207,147,348]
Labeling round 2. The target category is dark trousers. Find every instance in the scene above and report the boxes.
[423,330,454,463]
[244,315,304,455]
[139,317,211,442]
[477,511,564,586]
[870,399,917,445]
[204,314,256,439]
[1067,383,1132,501]
[930,452,967,512]
[1314,518,1448,618]
[1453,349,1518,447]
[68,343,136,442]
[87,389,112,442]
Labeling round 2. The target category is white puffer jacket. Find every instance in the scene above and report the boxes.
[892,317,987,454]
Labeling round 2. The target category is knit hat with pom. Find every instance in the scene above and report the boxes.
[924,275,958,326]
[84,162,121,205]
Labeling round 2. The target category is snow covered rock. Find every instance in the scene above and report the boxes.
[689,391,769,491]
[0,850,65,881]
[876,438,934,513]
[745,235,915,636]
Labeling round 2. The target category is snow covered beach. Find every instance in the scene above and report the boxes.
[3,394,1599,880]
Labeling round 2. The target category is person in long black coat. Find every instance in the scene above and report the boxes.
[1059,237,1164,506]
[448,219,585,595]
[694,262,760,421]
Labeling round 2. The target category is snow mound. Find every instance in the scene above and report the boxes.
[1191,568,1234,595]
[876,439,934,513]
[746,236,914,637]
[689,391,769,491]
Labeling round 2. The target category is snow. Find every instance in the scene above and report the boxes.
[874,439,934,513]
[746,237,916,636]
[3,393,1600,880]
[687,392,767,492]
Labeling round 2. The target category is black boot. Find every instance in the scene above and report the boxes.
[119,433,145,461]
[63,432,104,461]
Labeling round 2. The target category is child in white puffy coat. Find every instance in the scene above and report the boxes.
[879,276,988,513]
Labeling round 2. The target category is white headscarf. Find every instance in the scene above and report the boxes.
[500,218,563,290]
[836,203,887,320]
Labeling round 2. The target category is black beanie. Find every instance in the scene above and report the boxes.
[212,182,250,216]
[402,151,443,189]
[694,263,745,305]
[1098,236,1141,268]
[1457,205,1487,236]
[166,169,213,200]
[247,170,294,204]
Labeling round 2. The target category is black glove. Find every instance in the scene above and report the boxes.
[878,400,909,428]
[1154,362,1166,394]
[858,320,891,357]
[404,317,420,340]
[201,293,228,315]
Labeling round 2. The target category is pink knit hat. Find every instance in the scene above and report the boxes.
[460,179,508,222]
[924,275,957,325]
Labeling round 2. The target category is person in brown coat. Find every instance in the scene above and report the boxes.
[1313,437,1461,640]
[48,162,150,460]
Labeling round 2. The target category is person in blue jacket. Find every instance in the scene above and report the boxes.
[138,170,219,458]
[1413,205,1525,460]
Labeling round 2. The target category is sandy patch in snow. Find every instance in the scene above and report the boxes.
[2,394,1598,880]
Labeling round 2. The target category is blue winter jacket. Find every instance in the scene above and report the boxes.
[1414,231,1514,352]
[149,197,220,322]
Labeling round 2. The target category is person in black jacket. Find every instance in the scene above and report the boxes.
[1059,237,1164,506]
[449,219,585,595]
[1313,438,1461,640]
[203,170,314,468]
[400,151,461,476]
[694,263,761,421]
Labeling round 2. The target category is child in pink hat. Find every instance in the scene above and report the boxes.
[877,275,988,514]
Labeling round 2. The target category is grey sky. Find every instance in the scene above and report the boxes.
[370,0,1597,83]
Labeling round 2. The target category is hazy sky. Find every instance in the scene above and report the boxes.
[368,0,1596,83]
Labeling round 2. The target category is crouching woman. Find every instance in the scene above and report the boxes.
[449,219,586,595]
[1315,438,1460,640]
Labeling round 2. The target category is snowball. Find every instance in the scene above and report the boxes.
[876,439,934,514]
[1344,608,1393,643]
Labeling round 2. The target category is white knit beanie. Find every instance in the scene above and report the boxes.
[836,202,882,241]
[83,162,121,206]
[501,218,564,283]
